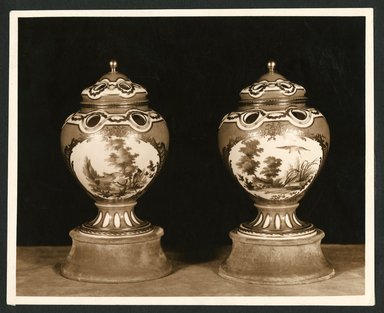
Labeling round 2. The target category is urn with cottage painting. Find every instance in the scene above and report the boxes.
[218,61,335,284]
[60,60,171,282]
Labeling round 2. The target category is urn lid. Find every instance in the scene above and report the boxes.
[81,60,148,106]
[239,61,307,105]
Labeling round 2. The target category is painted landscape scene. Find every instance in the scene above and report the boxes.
[229,135,322,201]
[70,136,160,200]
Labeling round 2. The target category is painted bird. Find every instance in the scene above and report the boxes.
[276,145,310,156]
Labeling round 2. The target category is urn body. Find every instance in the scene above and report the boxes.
[218,106,330,203]
[61,106,169,204]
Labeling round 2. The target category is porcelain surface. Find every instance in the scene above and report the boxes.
[60,61,172,282]
[219,106,329,204]
[62,108,168,202]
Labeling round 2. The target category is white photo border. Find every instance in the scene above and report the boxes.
[7,8,375,306]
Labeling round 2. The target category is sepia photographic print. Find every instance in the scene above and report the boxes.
[3,4,379,312]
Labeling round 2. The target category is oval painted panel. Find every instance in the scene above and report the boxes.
[228,133,323,201]
[70,135,160,200]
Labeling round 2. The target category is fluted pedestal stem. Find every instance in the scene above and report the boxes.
[239,203,316,238]
[80,201,153,236]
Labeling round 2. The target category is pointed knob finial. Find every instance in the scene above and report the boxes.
[268,60,276,73]
[109,60,117,73]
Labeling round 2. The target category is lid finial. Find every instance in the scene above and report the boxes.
[268,60,276,73]
[109,59,117,73]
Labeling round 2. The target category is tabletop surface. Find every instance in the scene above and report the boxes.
[15,244,365,300]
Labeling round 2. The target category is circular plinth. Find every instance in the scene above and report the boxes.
[219,229,335,285]
[61,226,172,283]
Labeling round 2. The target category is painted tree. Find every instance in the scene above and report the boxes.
[106,138,139,177]
[236,139,264,175]
[260,156,282,182]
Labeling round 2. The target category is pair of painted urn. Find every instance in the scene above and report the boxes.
[60,60,334,284]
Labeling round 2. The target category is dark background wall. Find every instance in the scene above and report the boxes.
[17,16,365,256]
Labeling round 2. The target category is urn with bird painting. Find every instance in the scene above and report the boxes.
[60,60,171,283]
[218,61,335,284]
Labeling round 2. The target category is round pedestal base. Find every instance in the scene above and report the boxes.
[219,229,335,285]
[61,226,172,283]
